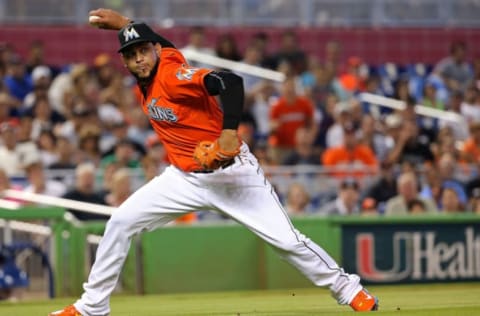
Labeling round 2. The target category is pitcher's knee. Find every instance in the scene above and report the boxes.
[272,237,307,254]
[105,211,139,235]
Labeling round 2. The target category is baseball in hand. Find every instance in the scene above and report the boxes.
[88,15,102,26]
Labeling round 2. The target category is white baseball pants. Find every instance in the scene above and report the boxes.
[74,143,362,316]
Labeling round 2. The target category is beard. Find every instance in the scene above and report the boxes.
[133,58,160,91]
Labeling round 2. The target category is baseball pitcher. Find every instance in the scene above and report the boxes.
[50,8,378,316]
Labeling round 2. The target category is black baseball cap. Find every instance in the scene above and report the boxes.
[117,22,159,53]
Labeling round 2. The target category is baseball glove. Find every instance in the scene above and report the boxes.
[193,140,240,170]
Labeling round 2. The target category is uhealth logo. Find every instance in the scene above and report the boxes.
[356,227,480,282]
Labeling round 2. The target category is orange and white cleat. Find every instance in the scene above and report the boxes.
[48,305,82,316]
[349,288,378,312]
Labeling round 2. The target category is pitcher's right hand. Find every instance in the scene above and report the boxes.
[88,8,131,30]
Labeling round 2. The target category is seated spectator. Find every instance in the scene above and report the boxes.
[97,161,121,200]
[23,65,53,109]
[318,178,361,215]
[361,75,385,117]
[284,182,312,216]
[432,40,473,94]
[3,55,33,102]
[99,117,128,155]
[246,80,277,140]
[100,139,141,169]
[419,163,443,208]
[357,114,389,162]
[360,197,378,216]
[439,90,469,141]
[98,72,136,113]
[336,56,364,100]
[363,161,397,213]
[434,152,468,202]
[126,107,155,152]
[23,160,66,197]
[105,168,132,207]
[322,123,378,179]
[236,44,264,91]
[400,96,438,144]
[36,129,59,168]
[97,102,124,129]
[268,29,307,76]
[0,121,40,177]
[144,134,168,168]
[385,118,434,166]
[430,127,461,162]
[325,100,353,149]
[468,187,480,214]
[314,93,337,149]
[460,121,480,164]
[421,82,445,110]
[385,172,438,215]
[248,31,270,68]
[62,64,99,117]
[48,136,77,170]
[391,77,410,103]
[0,92,20,124]
[460,85,480,123]
[269,76,315,162]
[283,127,320,165]
[252,140,276,168]
[62,163,108,221]
[304,63,334,110]
[93,53,115,89]
[54,104,97,145]
[78,124,102,166]
[406,198,427,214]
[299,57,319,92]
[323,40,341,77]
[348,98,364,129]
[140,155,159,183]
[0,168,24,205]
[439,183,466,213]
[215,33,241,62]
[25,40,46,73]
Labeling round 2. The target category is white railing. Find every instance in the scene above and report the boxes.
[182,48,286,82]
[358,93,464,123]
[2,190,114,216]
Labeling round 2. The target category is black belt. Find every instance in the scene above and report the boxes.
[192,159,235,174]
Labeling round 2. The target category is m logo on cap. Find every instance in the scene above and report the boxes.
[123,27,140,42]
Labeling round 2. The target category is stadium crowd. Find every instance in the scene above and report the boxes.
[1,28,480,221]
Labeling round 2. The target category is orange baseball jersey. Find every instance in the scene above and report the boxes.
[270,96,314,148]
[461,138,480,163]
[137,47,223,172]
[322,144,378,178]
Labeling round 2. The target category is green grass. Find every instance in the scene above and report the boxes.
[1,283,480,315]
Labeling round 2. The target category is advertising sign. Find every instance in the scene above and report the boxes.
[342,224,480,283]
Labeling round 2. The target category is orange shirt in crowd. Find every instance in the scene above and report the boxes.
[175,212,197,224]
[461,138,480,163]
[269,96,314,148]
[322,144,378,178]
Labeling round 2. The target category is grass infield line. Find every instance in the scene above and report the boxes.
[1,283,479,315]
